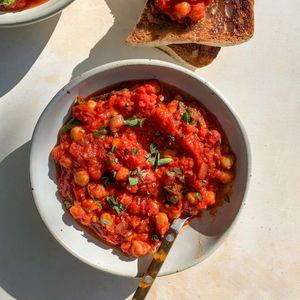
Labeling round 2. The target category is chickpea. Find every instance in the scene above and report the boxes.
[109,115,124,132]
[89,183,107,199]
[70,126,85,142]
[186,192,196,204]
[174,2,191,20]
[74,170,89,186]
[115,167,130,181]
[51,146,62,161]
[70,205,85,219]
[220,154,235,170]
[87,100,97,110]
[82,199,99,212]
[155,212,169,236]
[207,191,216,205]
[131,240,150,257]
[219,171,234,183]
[59,155,72,169]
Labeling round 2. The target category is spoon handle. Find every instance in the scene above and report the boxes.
[131,215,190,300]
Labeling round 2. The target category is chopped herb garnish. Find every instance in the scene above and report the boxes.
[114,133,119,138]
[173,167,182,174]
[106,195,126,215]
[150,144,157,154]
[130,170,138,176]
[182,107,191,124]
[158,158,173,166]
[151,234,159,241]
[166,171,175,177]
[132,148,138,156]
[124,117,145,127]
[128,177,139,186]
[94,128,108,138]
[168,135,175,142]
[153,151,161,169]
[137,167,143,178]
[155,130,161,136]
[225,195,231,203]
[101,218,112,226]
[60,118,81,132]
[196,192,203,201]
[145,153,151,159]
[111,144,117,153]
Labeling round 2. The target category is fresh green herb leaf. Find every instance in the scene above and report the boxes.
[124,117,145,127]
[157,157,173,166]
[154,130,161,136]
[132,148,138,156]
[111,144,117,153]
[182,107,191,124]
[106,195,126,215]
[151,234,159,241]
[137,167,143,178]
[128,177,139,186]
[225,195,230,203]
[196,192,203,201]
[101,218,112,226]
[94,128,108,138]
[60,118,81,132]
[153,151,161,169]
[166,171,175,177]
[145,153,151,159]
[114,133,119,138]
[150,144,157,154]
[173,167,182,174]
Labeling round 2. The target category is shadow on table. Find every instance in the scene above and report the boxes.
[0,142,138,300]
[72,0,174,79]
[0,14,60,98]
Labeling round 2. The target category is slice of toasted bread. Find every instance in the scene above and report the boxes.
[127,0,254,47]
[159,44,221,68]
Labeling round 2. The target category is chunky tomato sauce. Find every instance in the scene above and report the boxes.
[52,80,235,257]
[155,0,212,22]
[0,0,47,12]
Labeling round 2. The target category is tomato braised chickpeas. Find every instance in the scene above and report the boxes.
[52,80,235,257]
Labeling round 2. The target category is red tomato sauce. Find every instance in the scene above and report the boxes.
[155,0,212,22]
[51,80,235,257]
[0,0,47,12]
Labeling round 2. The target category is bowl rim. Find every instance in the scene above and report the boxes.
[0,0,75,27]
[30,59,252,277]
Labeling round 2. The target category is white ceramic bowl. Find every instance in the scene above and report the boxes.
[0,0,74,27]
[30,59,251,277]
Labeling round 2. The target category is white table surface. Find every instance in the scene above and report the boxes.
[0,0,299,299]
